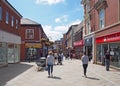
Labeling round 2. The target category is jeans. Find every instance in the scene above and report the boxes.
[47,64,53,76]
[105,59,110,71]
[83,64,88,75]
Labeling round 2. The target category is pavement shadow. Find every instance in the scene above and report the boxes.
[50,76,62,80]
[0,62,33,86]
[86,76,100,80]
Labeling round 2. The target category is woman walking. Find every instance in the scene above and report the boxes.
[46,51,55,78]
[81,52,89,78]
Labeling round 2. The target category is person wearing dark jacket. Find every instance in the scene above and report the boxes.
[105,50,111,71]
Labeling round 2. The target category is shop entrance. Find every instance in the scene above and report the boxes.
[26,48,37,61]
[85,46,92,61]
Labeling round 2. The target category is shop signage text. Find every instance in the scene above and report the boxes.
[74,40,84,47]
[96,32,120,43]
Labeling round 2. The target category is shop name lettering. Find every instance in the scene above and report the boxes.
[104,35,120,42]
[74,40,83,46]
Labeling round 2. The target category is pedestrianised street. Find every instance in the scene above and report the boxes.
[0,59,120,86]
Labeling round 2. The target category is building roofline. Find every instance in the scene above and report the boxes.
[66,24,79,35]
[3,0,22,17]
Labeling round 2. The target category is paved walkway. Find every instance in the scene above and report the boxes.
[0,59,120,86]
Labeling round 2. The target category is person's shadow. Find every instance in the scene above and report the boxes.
[86,76,100,80]
[50,76,62,80]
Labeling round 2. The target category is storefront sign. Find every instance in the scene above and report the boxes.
[84,37,92,46]
[96,32,120,43]
[25,43,42,48]
[74,40,84,47]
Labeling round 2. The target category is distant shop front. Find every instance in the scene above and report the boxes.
[73,40,84,59]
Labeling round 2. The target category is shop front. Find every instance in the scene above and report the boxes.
[7,43,20,63]
[73,40,84,59]
[25,43,42,61]
[96,32,120,68]
[0,30,21,66]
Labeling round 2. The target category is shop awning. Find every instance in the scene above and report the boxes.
[25,43,42,48]
[96,32,120,43]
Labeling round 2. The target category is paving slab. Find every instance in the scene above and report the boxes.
[0,60,120,86]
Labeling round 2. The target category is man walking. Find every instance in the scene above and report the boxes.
[105,50,111,71]
[81,52,89,78]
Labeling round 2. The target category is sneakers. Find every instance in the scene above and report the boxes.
[48,75,50,78]
[85,75,87,78]
[51,74,53,77]
[48,74,53,78]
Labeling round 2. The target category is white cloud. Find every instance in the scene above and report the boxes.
[43,25,68,41]
[43,19,81,41]
[35,0,64,5]
[69,19,81,26]
[55,15,68,23]
[54,26,67,32]
[55,18,61,23]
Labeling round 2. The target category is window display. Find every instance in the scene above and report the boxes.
[96,43,120,68]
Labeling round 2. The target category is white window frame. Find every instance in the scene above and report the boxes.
[26,29,34,39]
[0,6,2,21]
[99,9,105,29]
[6,11,9,24]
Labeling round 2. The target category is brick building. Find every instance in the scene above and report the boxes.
[73,21,84,59]
[0,0,22,66]
[20,18,47,61]
[82,0,120,68]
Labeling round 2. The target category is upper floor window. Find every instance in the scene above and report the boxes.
[6,11,9,24]
[16,19,18,29]
[99,9,105,29]
[86,20,91,34]
[0,6,2,21]
[26,29,34,39]
[11,16,14,27]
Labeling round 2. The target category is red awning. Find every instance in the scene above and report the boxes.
[96,32,120,43]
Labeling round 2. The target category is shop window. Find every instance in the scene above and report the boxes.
[99,9,105,29]
[0,43,7,64]
[0,6,2,21]
[26,29,34,39]
[6,11,9,24]
[96,44,108,64]
[110,43,120,68]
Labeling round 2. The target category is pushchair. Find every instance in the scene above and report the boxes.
[36,57,46,71]
[57,55,62,65]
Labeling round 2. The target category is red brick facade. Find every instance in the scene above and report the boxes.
[0,0,22,65]
[20,20,45,61]
[0,0,21,35]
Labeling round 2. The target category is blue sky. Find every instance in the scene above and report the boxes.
[8,0,84,41]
